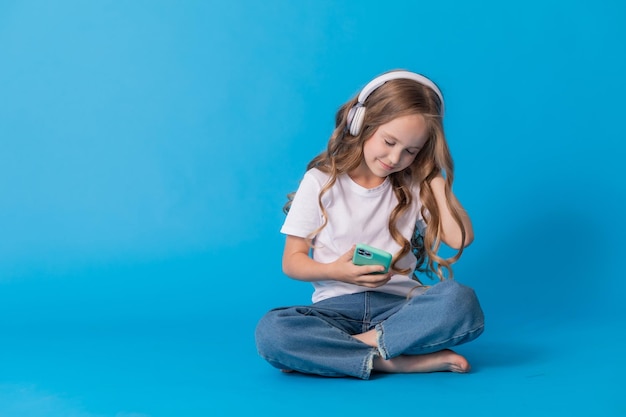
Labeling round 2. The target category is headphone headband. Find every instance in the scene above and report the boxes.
[346,70,444,136]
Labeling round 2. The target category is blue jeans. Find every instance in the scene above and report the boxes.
[255,280,485,379]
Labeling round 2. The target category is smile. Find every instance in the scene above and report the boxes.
[378,160,395,171]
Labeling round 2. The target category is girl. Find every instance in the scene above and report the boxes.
[255,70,484,380]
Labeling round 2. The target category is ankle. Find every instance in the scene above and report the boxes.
[353,329,378,347]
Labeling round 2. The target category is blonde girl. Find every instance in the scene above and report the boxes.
[255,70,484,379]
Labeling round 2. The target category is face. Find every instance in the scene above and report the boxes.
[356,113,429,182]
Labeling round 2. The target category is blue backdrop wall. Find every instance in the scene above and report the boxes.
[1,1,625,416]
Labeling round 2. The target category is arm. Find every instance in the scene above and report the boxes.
[282,235,392,288]
[430,175,474,249]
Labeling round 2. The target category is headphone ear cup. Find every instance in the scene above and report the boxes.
[349,106,366,136]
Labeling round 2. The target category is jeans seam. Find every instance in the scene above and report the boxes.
[361,292,371,333]
[376,322,484,358]
[410,323,485,352]
[261,352,347,377]
[360,348,377,380]
[375,323,388,359]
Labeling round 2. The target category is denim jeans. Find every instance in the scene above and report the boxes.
[255,279,485,379]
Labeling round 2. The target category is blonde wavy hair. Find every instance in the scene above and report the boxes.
[284,75,466,282]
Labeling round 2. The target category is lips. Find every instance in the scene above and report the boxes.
[378,160,395,171]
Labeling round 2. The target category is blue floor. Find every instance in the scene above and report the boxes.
[2,249,625,417]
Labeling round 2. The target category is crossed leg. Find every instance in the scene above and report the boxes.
[353,329,470,374]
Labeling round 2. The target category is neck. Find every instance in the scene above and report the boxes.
[348,164,386,189]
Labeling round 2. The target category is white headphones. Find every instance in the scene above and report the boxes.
[345,70,445,136]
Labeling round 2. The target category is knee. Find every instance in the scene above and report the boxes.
[435,280,484,325]
[255,307,300,360]
[255,310,280,358]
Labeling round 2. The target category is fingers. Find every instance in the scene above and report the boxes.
[359,276,391,288]
[354,269,392,288]
[362,264,387,275]
[338,245,392,288]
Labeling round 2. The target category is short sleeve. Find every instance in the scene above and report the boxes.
[280,170,325,238]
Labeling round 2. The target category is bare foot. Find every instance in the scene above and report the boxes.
[373,349,470,374]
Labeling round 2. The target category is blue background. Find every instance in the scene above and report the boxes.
[1,1,625,416]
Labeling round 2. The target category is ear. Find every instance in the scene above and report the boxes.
[347,103,366,136]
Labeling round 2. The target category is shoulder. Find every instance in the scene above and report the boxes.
[296,168,335,193]
[290,168,329,201]
[396,178,422,203]
[303,167,331,184]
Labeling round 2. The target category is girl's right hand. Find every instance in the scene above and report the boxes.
[330,246,393,288]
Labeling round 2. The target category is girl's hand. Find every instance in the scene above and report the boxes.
[329,246,393,288]
[282,236,392,286]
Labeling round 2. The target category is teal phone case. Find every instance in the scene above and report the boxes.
[352,244,392,274]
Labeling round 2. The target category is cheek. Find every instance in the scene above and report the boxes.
[401,153,418,167]
[364,140,383,157]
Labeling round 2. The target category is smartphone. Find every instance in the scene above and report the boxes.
[352,244,392,274]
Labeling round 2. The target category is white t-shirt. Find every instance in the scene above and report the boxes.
[281,168,427,302]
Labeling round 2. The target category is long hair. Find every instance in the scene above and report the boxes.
[284,75,466,282]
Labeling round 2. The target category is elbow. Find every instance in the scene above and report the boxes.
[282,256,299,278]
[462,233,474,248]
[446,231,474,250]
[282,258,292,277]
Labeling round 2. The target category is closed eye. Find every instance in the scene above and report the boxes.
[384,137,419,155]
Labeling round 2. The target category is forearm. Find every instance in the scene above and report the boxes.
[430,176,474,249]
[282,236,391,286]
[282,251,335,282]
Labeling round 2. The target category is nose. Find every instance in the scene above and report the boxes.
[388,149,401,165]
